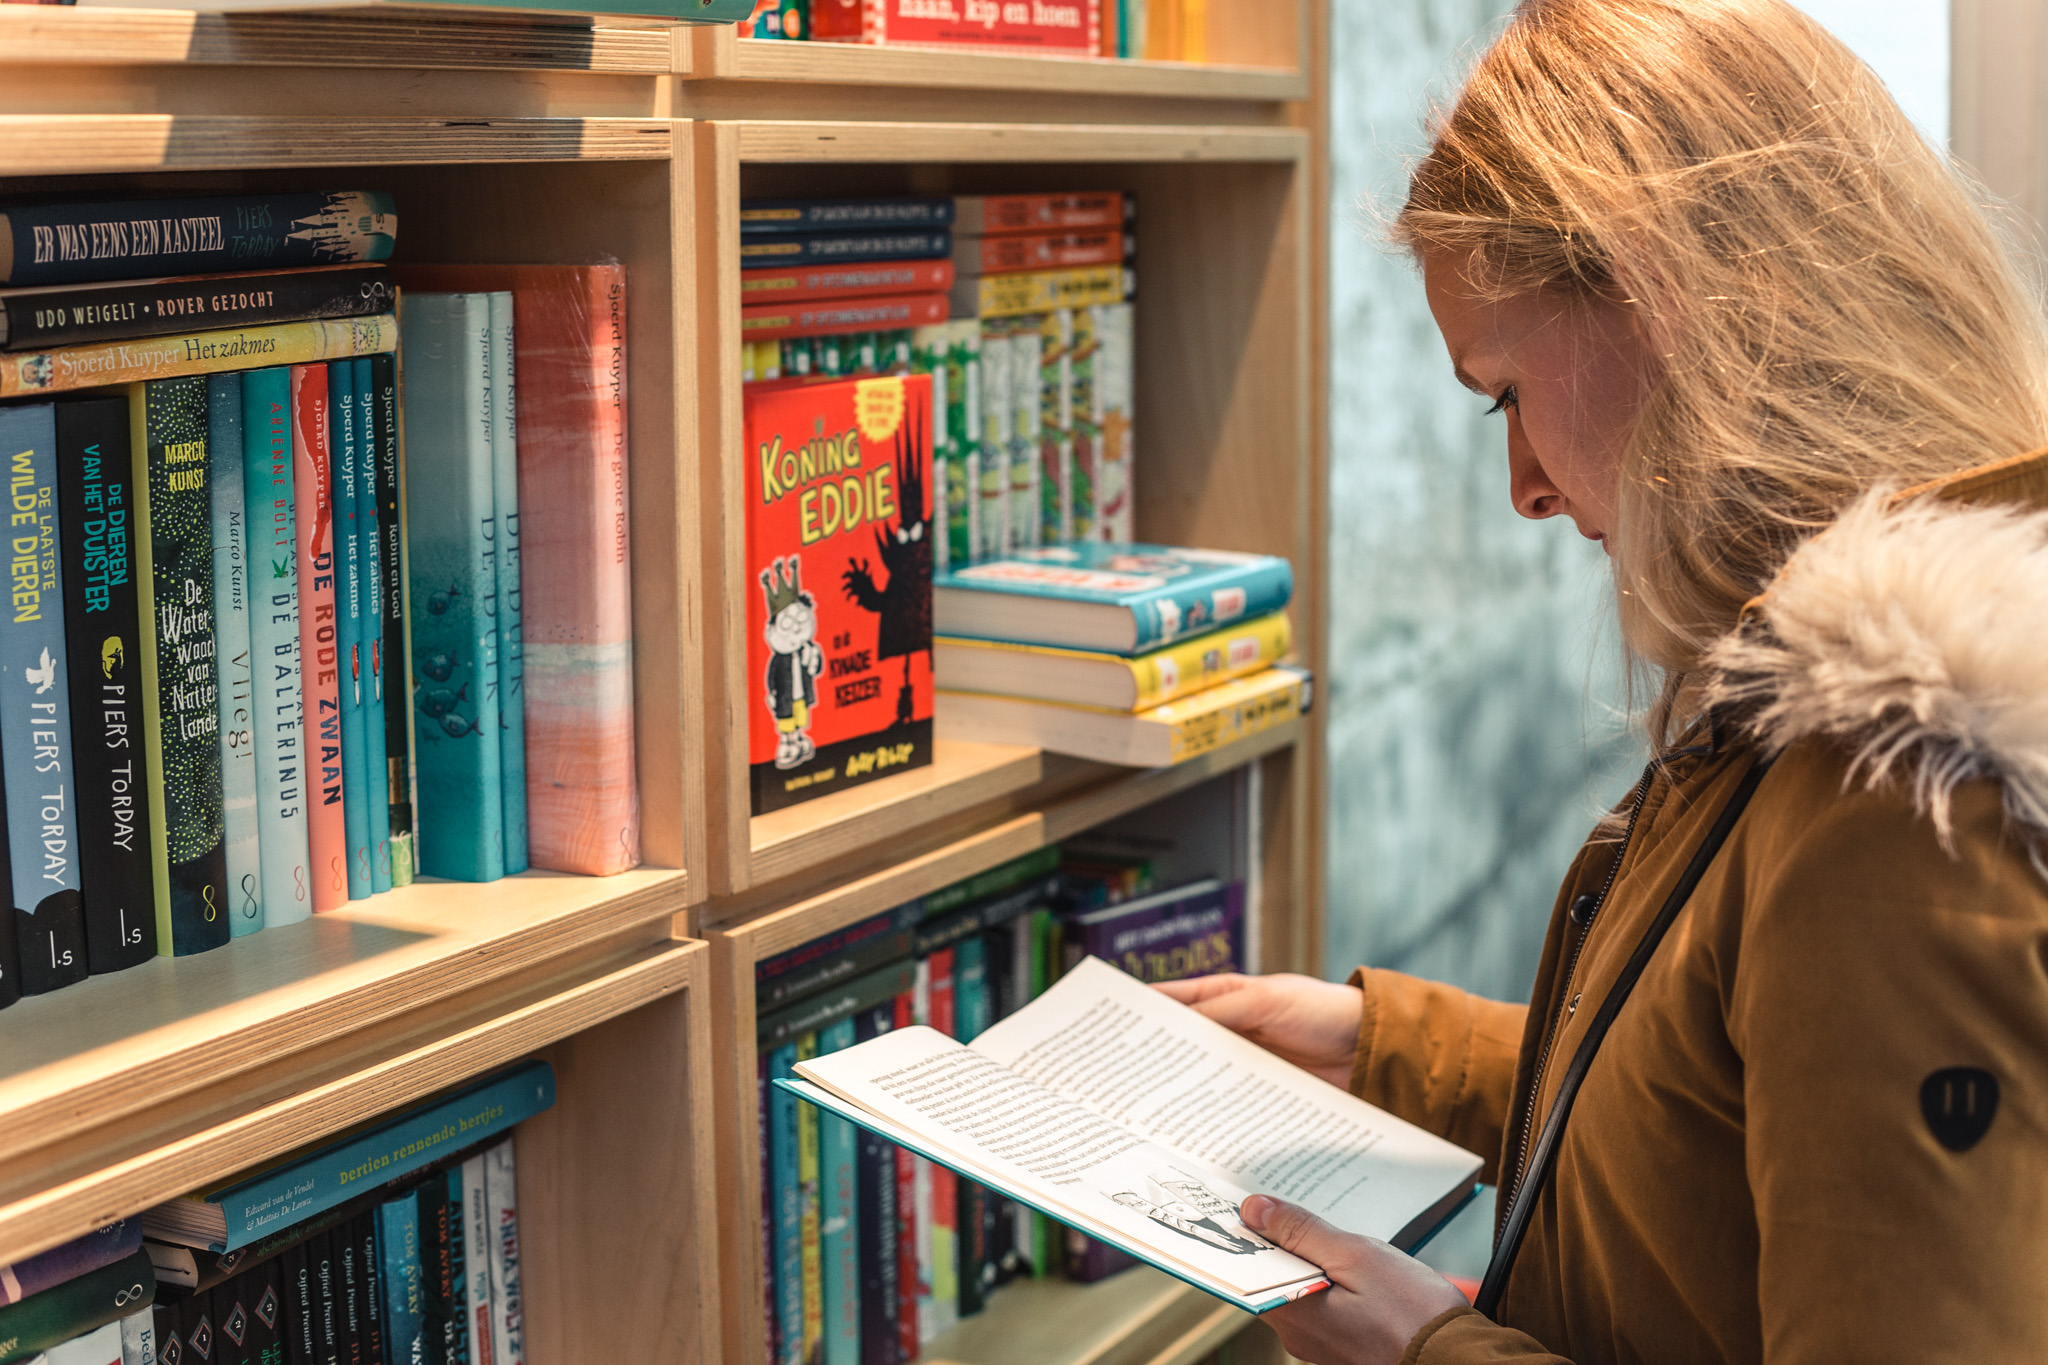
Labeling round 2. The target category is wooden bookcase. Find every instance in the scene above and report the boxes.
[0,4,1323,1363]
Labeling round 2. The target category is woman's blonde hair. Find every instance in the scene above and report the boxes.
[1397,0,2048,742]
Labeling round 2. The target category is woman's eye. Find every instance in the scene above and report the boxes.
[1485,385,1520,416]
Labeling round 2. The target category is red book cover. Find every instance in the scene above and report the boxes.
[955,191,1126,236]
[740,259,955,306]
[957,228,1126,275]
[740,292,949,342]
[813,0,1098,54]
[744,374,935,814]
[290,363,347,912]
[394,264,640,876]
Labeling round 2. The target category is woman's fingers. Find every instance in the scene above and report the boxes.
[1153,973,1251,1004]
[1242,1195,1368,1279]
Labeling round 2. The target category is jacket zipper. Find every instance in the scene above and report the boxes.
[1499,758,1660,1216]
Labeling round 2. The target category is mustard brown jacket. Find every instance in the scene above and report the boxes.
[1350,456,2048,1363]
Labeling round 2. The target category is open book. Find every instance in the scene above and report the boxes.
[779,956,1484,1314]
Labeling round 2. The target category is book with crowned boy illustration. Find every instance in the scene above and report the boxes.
[778,956,1484,1313]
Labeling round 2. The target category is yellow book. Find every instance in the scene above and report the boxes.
[937,665,1310,767]
[0,314,397,398]
[797,1030,824,1356]
[952,264,1129,320]
[935,611,1291,711]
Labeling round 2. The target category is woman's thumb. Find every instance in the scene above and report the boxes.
[1241,1195,1354,1271]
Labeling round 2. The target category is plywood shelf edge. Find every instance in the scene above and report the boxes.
[724,37,1305,102]
[733,118,1307,164]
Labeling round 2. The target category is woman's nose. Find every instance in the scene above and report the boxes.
[1507,419,1565,520]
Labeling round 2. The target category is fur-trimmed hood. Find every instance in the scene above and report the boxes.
[1704,449,2048,857]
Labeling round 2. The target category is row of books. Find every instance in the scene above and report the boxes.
[756,845,1248,1365]
[0,1061,551,1365]
[740,0,1213,62]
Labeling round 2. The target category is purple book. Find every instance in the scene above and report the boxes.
[0,1219,142,1304]
[1060,878,1245,984]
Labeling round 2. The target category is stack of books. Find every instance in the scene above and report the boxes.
[931,543,1307,766]
[0,1061,550,1365]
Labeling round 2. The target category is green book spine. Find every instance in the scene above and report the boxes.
[485,292,527,876]
[0,1246,154,1362]
[130,376,230,957]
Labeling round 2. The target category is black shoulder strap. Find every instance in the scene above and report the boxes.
[1474,753,1776,1318]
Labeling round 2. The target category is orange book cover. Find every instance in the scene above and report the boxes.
[745,374,935,814]
[291,362,348,911]
[395,264,640,875]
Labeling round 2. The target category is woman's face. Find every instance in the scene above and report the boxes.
[1422,248,1648,551]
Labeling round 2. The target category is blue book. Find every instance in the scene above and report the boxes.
[739,196,955,236]
[240,367,311,927]
[933,543,1295,654]
[401,294,503,883]
[738,229,952,270]
[767,1042,804,1365]
[442,1166,470,1365]
[327,360,371,900]
[141,1060,554,1252]
[0,402,89,994]
[349,357,391,895]
[485,292,526,876]
[816,1016,860,1365]
[0,191,396,288]
[207,373,263,937]
[376,1191,426,1365]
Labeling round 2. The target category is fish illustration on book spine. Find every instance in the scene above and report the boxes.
[129,376,229,957]
[208,372,262,936]
[242,367,311,926]
[55,396,158,972]
[0,402,89,991]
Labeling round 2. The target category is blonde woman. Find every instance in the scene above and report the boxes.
[1161,0,2048,1359]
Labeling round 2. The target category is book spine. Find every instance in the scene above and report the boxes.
[415,1179,450,1365]
[1007,323,1042,554]
[952,192,1123,238]
[1128,612,1290,711]
[1159,669,1305,763]
[956,265,1126,322]
[373,1195,423,1365]
[755,958,919,1053]
[1037,310,1073,545]
[484,294,525,878]
[757,1052,778,1365]
[336,1219,365,1365]
[1135,562,1295,651]
[348,361,390,896]
[437,1170,464,1365]
[481,1139,521,1365]
[42,1319,121,1365]
[942,322,978,569]
[313,1232,340,1365]
[739,231,951,271]
[127,379,229,957]
[1,194,397,289]
[851,1004,899,1365]
[816,1017,860,1365]
[399,295,503,884]
[53,398,157,972]
[240,368,311,926]
[1,1222,143,1306]
[0,1248,155,1363]
[1090,303,1134,543]
[908,962,933,1341]
[327,361,370,901]
[458,1158,491,1365]
[975,326,1010,564]
[350,1215,382,1365]
[233,1259,283,1365]
[954,230,1125,276]
[794,1031,823,1361]
[923,949,958,1338]
[739,198,954,236]
[1,316,399,402]
[738,260,954,306]
[284,1240,316,1365]
[1068,307,1099,542]
[0,265,394,353]
[118,1308,156,1365]
[289,365,346,912]
[738,294,949,342]
[766,1043,804,1365]
[206,374,262,936]
[0,402,88,993]
[889,992,918,1362]
[368,353,411,888]
[953,936,989,1317]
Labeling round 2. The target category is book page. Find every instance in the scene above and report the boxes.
[794,1023,1326,1299]
[972,958,1482,1242]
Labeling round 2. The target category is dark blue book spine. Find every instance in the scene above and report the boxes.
[375,1194,425,1365]
[739,198,954,236]
[851,1004,901,1365]
[0,401,89,994]
[1,193,397,288]
[327,360,371,900]
[368,353,412,888]
[738,230,951,270]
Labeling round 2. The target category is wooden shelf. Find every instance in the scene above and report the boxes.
[724,37,1304,102]
[920,1268,1248,1365]
[733,119,1306,164]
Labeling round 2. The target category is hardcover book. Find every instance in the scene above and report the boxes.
[486,292,527,878]
[933,611,1291,711]
[0,1247,154,1362]
[289,363,346,912]
[740,198,955,236]
[953,229,1127,276]
[207,373,263,935]
[326,360,371,901]
[0,1221,142,1307]
[740,293,949,343]
[1,314,398,401]
[0,193,395,289]
[1060,877,1243,983]
[0,402,89,992]
[53,397,158,972]
[953,193,1126,237]
[951,264,1128,321]
[740,260,954,306]
[938,664,1309,767]
[740,231,952,271]
[743,374,935,814]
[0,264,394,352]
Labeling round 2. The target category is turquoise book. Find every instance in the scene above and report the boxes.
[376,1190,426,1365]
[768,1042,805,1365]
[933,543,1295,655]
[351,357,392,895]
[486,292,528,876]
[140,1060,554,1253]
[816,1015,860,1365]
[207,373,263,937]
[401,294,503,883]
[241,368,311,927]
[0,402,89,994]
[327,359,372,900]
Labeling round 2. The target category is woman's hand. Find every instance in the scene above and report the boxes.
[1243,1195,1470,1364]
[1153,973,1364,1090]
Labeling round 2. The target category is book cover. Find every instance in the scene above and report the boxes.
[0,1247,154,1362]
[816,1017,860,1365]
[399,293,503,883]
[239,368,311,928]
[289,364,346,912]
[754,899,920,1012]
[0,402,88,992]
[743,374,934,814]
[53,398,157,972]
[936,664,1309,767]
[740,294,948,343]
[142,1062,553,1253]
[810,0,1098,54]
[794,1032,823,1360]
[1090,303,1134,543]
[0,1221,142,1306]
[740,260,954,306]
[339,360,389,898]
[953,230,1127,277]
[485,293,526,879]
[953,194,1126,238]
[740,198,955,236]
[850,1003,899,1365]
[388,264,637,877]
[1062,878,1242,983]
[766,1043,804,1365]
[739,231,951,272]
[2,315,398,402]
[934,543,1294,653]
[367,353,412,889]
[951,265,1127,321]
[206,373,262,936]
[0,194,396,289]
[0,264,394,353]
[374,1194,423,1365]
[457,1158,489,1365]
[482,1139,522,1365]
[933,611,1292,712]
[326,360,370,901]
